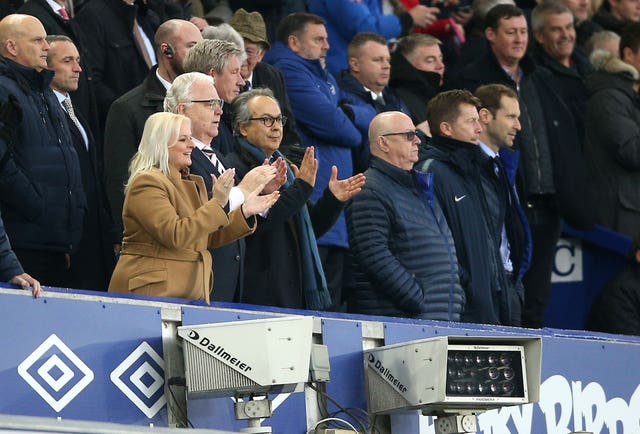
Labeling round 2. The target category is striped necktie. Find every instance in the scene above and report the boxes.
[201,146,225,175]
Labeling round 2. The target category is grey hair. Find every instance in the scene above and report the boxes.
[126,112,191,191]
[46,34,74,45]
[164,72,215,113]
[231,88,278,135]
[531,1,573,33]
[202,24,246,54]
[183,39,242,75]
[586,30,620,57]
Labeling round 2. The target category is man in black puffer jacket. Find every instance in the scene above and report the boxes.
[346,111,464,321]
[0,14,85,288]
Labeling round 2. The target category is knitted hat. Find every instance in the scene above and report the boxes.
[229,8,270,50]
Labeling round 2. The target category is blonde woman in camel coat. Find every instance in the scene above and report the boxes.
[108,112,278,302]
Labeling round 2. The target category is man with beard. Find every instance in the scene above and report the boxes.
[103,19,202,241]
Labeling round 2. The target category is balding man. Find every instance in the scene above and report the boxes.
[104,19,202,241]
[0,15,85,288]
[345,111,463,321]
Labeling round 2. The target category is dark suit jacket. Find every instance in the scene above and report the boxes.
[19,0,100,143]
[104,67,166,238]
[63,101,115,291]
[74,0,158,128]
[212,114,236,156]
[189,147,245,302]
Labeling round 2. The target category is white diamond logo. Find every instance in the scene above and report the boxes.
[17,334,94,412]
[37,355,74,392]
[110,341,166,418]
[131,361,164,399]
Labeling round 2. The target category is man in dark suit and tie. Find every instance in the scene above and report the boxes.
[164,72,285,302]
[47,35,115,291]
[19,0,99,138]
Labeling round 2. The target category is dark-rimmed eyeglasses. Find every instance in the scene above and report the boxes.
[381,130,419,141]
[248,115,288,127]
[189,98,224,109]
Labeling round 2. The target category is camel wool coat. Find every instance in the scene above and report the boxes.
[108,166,255,302]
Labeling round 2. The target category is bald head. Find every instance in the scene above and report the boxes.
[369,112,399,146]
[154,19,203,81]
[0,15,49,71]
[369,111,420,170]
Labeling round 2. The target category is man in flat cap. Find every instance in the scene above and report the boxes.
[230,8,302,160]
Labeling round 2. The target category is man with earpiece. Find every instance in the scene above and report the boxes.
[103,19,203,247]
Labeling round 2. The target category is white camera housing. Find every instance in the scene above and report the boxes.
[363,335,542,416]
[177,316,314,398]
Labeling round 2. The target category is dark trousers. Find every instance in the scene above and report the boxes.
[521,196,562,328]
[507,277,525,327]
[13,248,72,289]
[318,245,348,312]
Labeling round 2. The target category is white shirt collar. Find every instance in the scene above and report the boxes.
[53,89,70,104]
[363,85,382,101]
[45,0,65,13]
[191,136,209,151]
[156,68,172,90]
[478,141,499,158]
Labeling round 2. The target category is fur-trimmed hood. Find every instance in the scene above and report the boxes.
[585,49,638,97]
[589,49,638,80]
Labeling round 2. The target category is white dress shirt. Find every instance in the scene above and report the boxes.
[191,137,244,211]
[54,89,89,150]
[479,141,513,273]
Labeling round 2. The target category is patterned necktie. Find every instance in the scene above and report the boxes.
[201,146,225,175]
[62,97,82,132]
[241,80,252,92]
[58,6,70,20]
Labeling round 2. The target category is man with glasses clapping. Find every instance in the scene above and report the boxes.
[226,88,366,311]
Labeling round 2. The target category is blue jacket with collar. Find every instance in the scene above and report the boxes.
[346,156,463,320]
[0,58,86,253]
[265,41,366,248]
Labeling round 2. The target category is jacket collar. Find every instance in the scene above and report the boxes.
[483,46,537,81]
[140,66,166,108]
[0,57,54,91]
[370,156,416,188]
[266,41,326,76]
[389,50,441,90]
[427,135,485,174]
[532,44,591,78]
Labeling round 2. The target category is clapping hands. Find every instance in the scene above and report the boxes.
[211,169,236,208]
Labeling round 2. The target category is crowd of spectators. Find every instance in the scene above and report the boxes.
[0,0,639,332]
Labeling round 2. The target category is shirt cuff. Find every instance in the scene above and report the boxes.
[228,187,245,212]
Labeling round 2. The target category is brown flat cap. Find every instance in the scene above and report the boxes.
[230,8,270,49]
